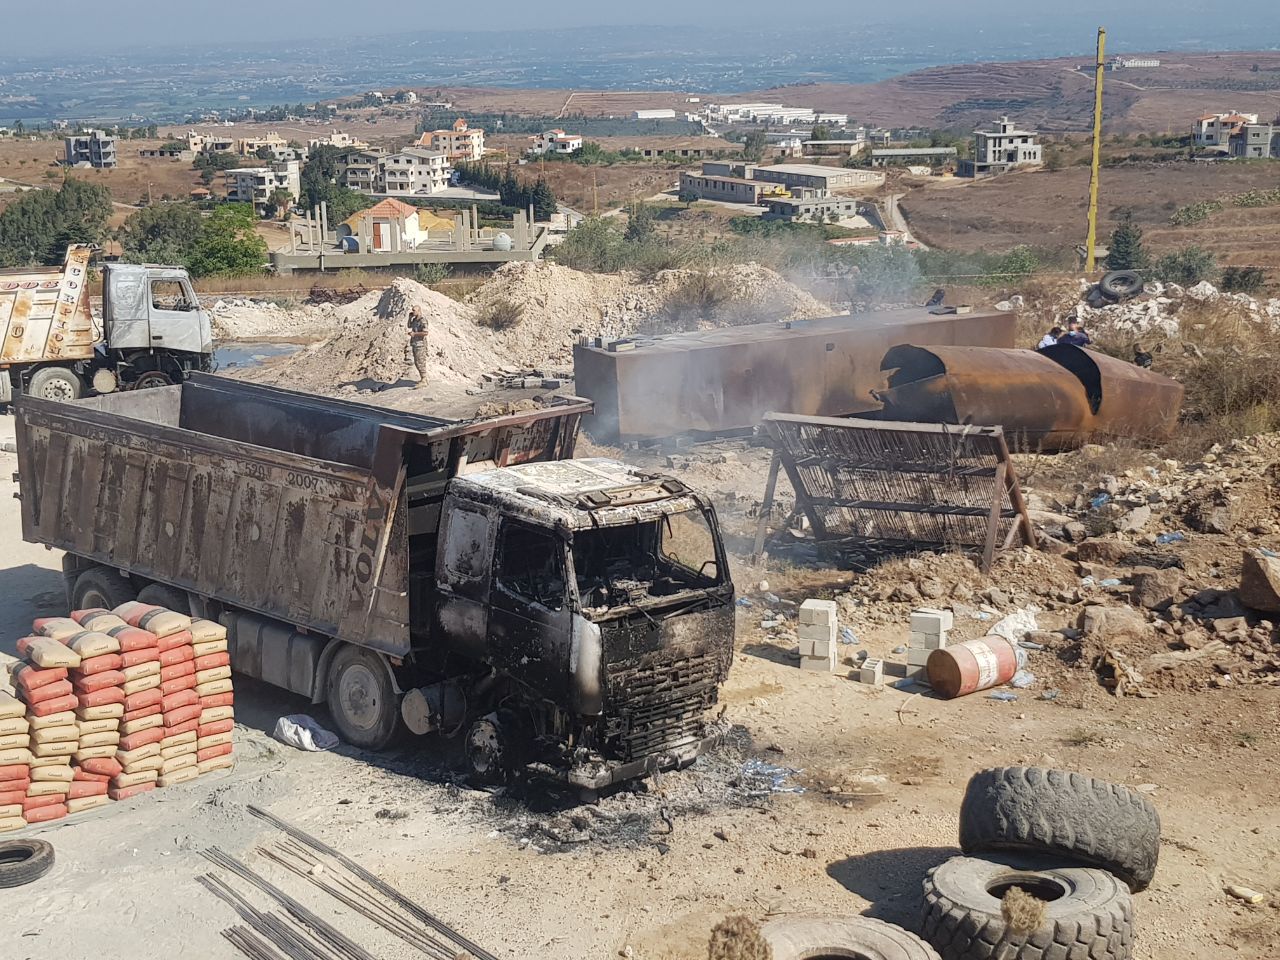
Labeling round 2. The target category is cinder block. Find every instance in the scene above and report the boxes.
[858,658,884,685]
[797,620,837,644]
[799,638,835,660]
[904,664,930,684]
[909,630,948,651]
[907,647,933,667]
[910,608,953,634]
[799,599,838,627]
[800,654,835,673]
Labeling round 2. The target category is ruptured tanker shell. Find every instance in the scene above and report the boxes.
[574,309,1016,441]
[875,344,1184,451]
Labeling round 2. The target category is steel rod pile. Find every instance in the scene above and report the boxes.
[247,804,500,960]
[223,925,290,960]
[199,874,346,960]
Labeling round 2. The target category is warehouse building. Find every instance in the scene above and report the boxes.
[678,172,779,204]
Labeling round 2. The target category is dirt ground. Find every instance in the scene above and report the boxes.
[2,403,1278,959]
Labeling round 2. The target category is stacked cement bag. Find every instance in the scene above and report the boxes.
[13,624,81,825]
[0,691,31,833]
[65,608,129,814]
[191,619,234,776]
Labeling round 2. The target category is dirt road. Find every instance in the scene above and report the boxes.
[0,418,1277,959]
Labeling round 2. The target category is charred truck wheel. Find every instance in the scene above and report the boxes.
[27,366,83,402]
[131,370,174,390]
[325,644,401,750]
[464,714,509,784]
[137,582,192,615]
[71,566,137,612]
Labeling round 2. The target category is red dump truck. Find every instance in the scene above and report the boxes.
[13,375,735,790]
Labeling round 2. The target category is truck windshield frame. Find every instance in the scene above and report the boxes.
[568,506,726,618]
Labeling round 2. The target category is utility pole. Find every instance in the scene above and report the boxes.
[1085,27,1107,273]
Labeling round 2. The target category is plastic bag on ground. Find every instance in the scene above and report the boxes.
[990,606,1039,645]
[273,715,339,752]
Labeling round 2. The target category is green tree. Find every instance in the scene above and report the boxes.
[0,178,113,267]
[624,202,656,243]
[530,177,557,220]
[187,205,268,277]
[742,130,768,162]
[255,145,275,161]
[1107,210,1150,271]
[678,186,699,207]
[1155,245,1217,286]
[810,124,832,141]
[13,120,24,135]
[118,202,204,266]
[265,188,294,220]
[1222,265,1265,293]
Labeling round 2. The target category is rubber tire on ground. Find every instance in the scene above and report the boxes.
[72,566,137,612]
[958,766,1160,892]
[325,644,401,750]
[0,839,55,888]
[27,367,83,402]
[762,915,941,960]
[921,855,1132,960]
[137,582,191,615]
[1098,270,1144,302]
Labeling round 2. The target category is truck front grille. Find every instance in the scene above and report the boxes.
[603,652,719,762]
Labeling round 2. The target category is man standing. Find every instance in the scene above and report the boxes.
[407,306,429,388]
[1058,320,1092,348]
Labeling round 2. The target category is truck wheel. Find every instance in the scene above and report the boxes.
[137,583,191,615]
[131,370,173,390]
[27,367,83,402]
[464,715,509,784]
[325,645,401,750]
[762,915,941,960]
[920,855,1133,960]
[72,566,136,613]
[959,767,1160,892]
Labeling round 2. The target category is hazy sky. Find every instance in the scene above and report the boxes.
[9,1,1278,54]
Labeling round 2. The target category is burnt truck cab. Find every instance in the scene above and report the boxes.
[425,458,735,789]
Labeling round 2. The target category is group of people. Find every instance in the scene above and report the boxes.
[1037,320,1091,349]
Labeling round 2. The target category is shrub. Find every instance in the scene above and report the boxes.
[663,272,732,325]
[412,263,451,286]
[1221,266,1265,293]
[1168,200,1222,226]
[1154,245,1217,286]
[476,297,525,330]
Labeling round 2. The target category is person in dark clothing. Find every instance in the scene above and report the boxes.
[1057,320,1091,347]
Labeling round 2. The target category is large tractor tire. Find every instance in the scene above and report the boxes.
[762,915,941,960]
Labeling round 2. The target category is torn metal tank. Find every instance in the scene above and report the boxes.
[873,343,1184,451]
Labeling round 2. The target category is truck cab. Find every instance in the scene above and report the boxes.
[102,263,213,364]
[425,459,736,788]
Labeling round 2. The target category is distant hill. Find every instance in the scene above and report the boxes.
[746,51,1280,134]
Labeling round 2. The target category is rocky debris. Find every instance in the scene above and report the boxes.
[1131,569,1183,611]
[1239,550,1280,614]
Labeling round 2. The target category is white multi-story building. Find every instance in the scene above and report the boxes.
[307,130,368,151]
[961,116,1042,177]
[1110,56,1161,69]
[381,148,450,196]
[416,119,485,162]
[705,102,846,126]
[1193,112,1259,147]
[224,160,300,214]
[64,130,117,168]
[527,130,584,155]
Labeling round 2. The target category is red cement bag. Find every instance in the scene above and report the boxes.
[0,788,31,805]
[158,646,194,667]
[122,705,163,723]
[197,743,233,763]
[73,768,112,783]
[23,803,68,823]
[75,687,126,708]
[159,675,197,697]
[77,653,125,676]
[0,764,29,782]
[193,652,230,672]
[118,728,166,752]
[200,693,235,709]
[80,757,124,777]
[108,782,156,801]
[163,704,203,728]
[106,626,159,653]
[22,794,66,812]
[165,719,200,737]
[28,695,79,718]
[113,602,161,628]
[71,671,126,694]
[120,647,159,668]
[12,664,68,690]
[157,632,194,654]
[160,662,195,683]
[17,678,73,704]
[70,608,110,624]
[67,780,108,799]
[162,690,199,712]
[198,719,235,737]
[123,688,163,712]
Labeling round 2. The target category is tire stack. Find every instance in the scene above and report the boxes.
[13,625,82,826]
[191,619,234,775]
[920,766,1160,960]
[0,691,31,833]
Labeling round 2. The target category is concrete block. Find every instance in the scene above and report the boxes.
[799,599,838,627]
[800,653,834,673]
[909,630,948,651]
[907,647,933,667]
[904,664,929,684]
[858,658,884,685]
[799,638,835,660]
[910,608,953,634]
[797,620,837,644]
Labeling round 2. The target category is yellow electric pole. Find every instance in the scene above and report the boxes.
[1085,27,1107,273]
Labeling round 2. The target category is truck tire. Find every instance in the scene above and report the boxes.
[72,566,136,612]
[325,645,400,750]
[958,767,1160,892]
[27,367,83,402]
[131,370,173,391]
[0,839,55,888]
[137,583,191,615]
[1098,271,1144,302]
[762,915,941,960]
[920,855,1132,960]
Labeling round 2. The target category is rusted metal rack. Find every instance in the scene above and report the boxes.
[754,413,1036,571]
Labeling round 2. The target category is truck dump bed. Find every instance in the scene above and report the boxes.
[15,373,588,656]
[1,245,96,364]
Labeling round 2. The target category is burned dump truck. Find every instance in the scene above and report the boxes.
[13,374,734,790]
[873,344,1184,451]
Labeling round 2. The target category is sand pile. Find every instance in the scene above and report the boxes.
[210,298,338,341]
